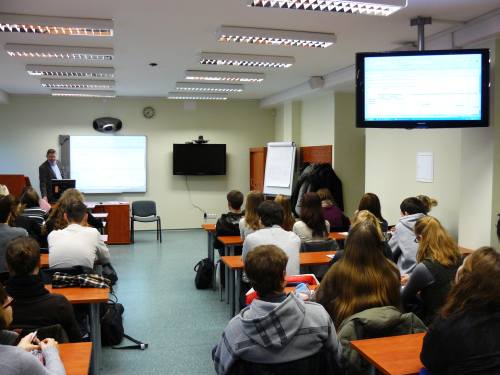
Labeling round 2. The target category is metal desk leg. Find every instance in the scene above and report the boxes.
[89,303,102,375]
[229,245,235,256]
[207,232,214,262]
[224,245,229,303]
[228,265,234,317]
[234,269,242,316]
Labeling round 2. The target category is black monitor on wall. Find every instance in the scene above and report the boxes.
[173,144,226,175]
[356,49,490,129]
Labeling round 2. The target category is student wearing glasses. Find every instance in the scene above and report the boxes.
[0,285,66,375]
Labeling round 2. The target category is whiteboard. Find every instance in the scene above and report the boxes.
[263,142,296,196]
[70,136,147,193]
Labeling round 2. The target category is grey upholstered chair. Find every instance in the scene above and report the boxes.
[131,200,162,243]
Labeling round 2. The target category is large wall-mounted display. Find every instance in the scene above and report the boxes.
[173,143,226,175]
[356,49,490,129]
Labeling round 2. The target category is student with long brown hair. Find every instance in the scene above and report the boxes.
[274,195,295,231]
[316,220,401,327]
[358,193,388,232]
[421,247,500,374]
[293,192,330,242]
[401,216,462,325]
[239,191,264,240]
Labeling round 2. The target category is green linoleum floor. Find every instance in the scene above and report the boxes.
[101,229,227,375]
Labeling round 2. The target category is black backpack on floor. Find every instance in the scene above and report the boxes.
[194,258,213,289]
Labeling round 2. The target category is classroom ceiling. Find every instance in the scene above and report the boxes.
[0,0,499,100]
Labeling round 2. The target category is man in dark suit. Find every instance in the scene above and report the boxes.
[39,148,66,203]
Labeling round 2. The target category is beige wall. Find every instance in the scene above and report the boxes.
[300,92,335,152]
[333,93,365,217]
[365,129,462,237]
[0,96,275,229]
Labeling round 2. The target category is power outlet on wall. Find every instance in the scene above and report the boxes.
[204,213,218,219]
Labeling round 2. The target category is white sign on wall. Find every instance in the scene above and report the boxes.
[416,152,433,183]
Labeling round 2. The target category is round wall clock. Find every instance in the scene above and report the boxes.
[142,106,155,119]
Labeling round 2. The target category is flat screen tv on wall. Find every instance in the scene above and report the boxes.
[356,49,490,129]
[173,144,226,175]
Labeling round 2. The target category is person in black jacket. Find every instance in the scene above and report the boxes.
[214,190,244,287]
[421,247,500,374]
[4,237,81,342]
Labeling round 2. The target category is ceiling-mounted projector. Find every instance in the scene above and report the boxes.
[93,117,122,133]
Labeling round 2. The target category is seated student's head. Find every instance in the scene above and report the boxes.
[358,192,384,221]
[20,187,41,209]
[414,216,461,267]
[300,192,327,237]
[416,195,438,214]
[64,201,88,225]
[274,195,294,231]
[0,184,9,197]
[400,197,426,216]
[317,220,400,326]
[0,195,14,224]
[226,190,244,212]
[0,285,13,329]
[441,247,500,318]
[245,245,288,297]
[352,210,384,241]
[244,191,265,230]
[316,188,336,207]
[257,201,283,228]
[6,237,40,277]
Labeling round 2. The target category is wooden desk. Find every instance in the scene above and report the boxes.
[47,286,109,375]
[222,251,335,316]
[59,342,92,375]
[87,201,130,245]
[460,246,474,255]
[351,333,425,375]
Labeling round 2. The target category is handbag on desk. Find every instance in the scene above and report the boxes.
[102,263,118,285]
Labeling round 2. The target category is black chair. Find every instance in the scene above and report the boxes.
[300,238,338,279]
[130,200,162,243]
[228,347,340,375]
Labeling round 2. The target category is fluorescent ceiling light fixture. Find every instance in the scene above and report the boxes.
[5,44,114,60]
[217,26,336,48]
[0,13,113,36]
[26,65,115,78]
[176,82,243,92]
[185,70,264,82]
[245,0,407,16]
[200,52,294,68]
[167,93,228,101]
[51,89,116,97]
[41,78,115,89]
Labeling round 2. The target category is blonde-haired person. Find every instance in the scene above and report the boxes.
[330,210,393,266]
[421,247,500,374]
[416,195,438,214]
[43,188,102,239]
[317,188,350,232]
[274,194,295,231]
[239,191,264,240]
[401,216,462,325]
[0,184,9,197]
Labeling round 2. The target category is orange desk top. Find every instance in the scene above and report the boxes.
[218,235,243,246]
[222,251,335,270]
[459,246,474,255]
[59,342,92,375]
[202,223,216,232]
[351,333,425,375]
[46,285,109,304]
[329,232,347,240]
